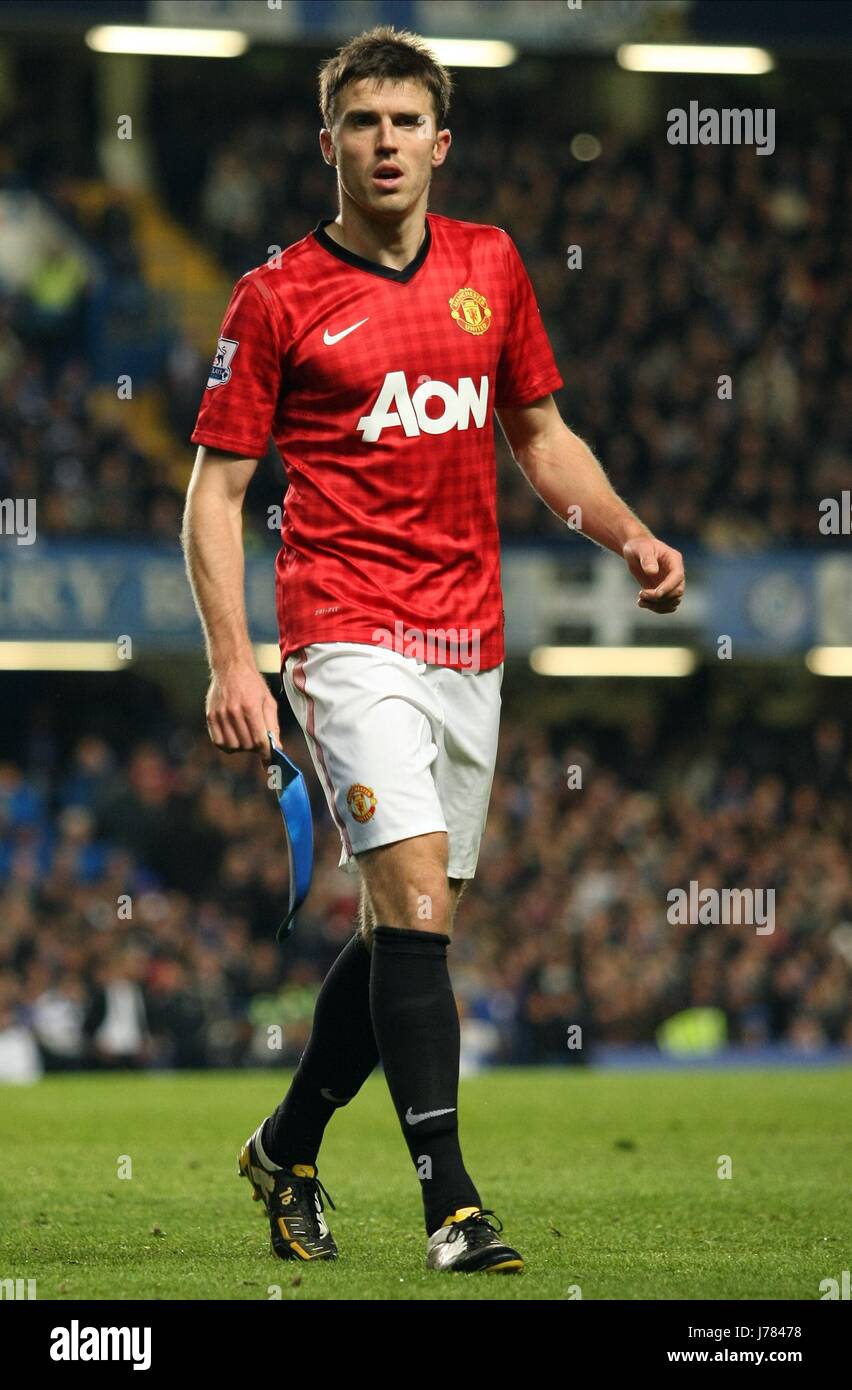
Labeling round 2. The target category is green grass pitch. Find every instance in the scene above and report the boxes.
[1,1069,848,1301]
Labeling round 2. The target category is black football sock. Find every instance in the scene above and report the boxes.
[369,925,481,1235]
[261,931,379,1168]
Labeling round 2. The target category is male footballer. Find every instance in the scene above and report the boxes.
[183,26,684,1274]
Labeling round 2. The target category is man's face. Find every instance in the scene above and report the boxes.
[320,77,450,215]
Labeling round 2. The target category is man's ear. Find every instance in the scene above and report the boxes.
[432,128,451,166]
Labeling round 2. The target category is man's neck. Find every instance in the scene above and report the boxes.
[325,204,427,271]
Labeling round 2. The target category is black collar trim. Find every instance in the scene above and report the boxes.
[312,216,432,283]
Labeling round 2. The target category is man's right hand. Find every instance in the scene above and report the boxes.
[205,663,280,757]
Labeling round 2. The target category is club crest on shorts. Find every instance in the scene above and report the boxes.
[346,783,377,823]
[449,287,492,335]
[207,336,239,388]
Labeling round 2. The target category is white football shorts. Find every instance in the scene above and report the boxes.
[281,642,504,880]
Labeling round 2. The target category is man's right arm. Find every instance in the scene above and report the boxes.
[181,445,280,755]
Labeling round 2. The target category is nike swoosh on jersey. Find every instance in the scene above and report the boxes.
[405,1105,456,1125]
[323,317,369,345]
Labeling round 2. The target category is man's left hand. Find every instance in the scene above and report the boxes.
[622,536,685,613]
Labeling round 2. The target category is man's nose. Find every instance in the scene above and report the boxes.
[375,118,399,149]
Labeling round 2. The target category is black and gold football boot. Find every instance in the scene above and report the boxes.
[238,1124,338,1262]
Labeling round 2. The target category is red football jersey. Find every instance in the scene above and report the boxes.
[191,213,563,671]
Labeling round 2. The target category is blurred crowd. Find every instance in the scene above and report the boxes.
[2,79,850,547]
[0,339,185,541]
[195,107,851,551]
[0,168,191,539]
[1,711,849,1077]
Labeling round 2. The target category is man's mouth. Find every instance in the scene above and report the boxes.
[372,164,404,189]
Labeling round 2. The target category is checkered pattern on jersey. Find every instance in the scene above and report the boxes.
[192,213,563,670]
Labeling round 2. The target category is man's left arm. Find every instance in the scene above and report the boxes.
[496,395,685,614]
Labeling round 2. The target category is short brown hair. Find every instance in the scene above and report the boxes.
[318,25,453,134]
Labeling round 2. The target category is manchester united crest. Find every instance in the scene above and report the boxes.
[347,783,377,824]
[449,287,492,336]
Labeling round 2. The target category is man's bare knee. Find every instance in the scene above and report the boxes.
[357,833,451,933]
[357,861,469,944]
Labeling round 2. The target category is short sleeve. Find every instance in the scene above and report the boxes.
[494,231,564,409]
[190,275,283,458]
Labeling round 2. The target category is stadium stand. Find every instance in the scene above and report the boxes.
[1,55,849,1078]
[1,706,849,1075]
